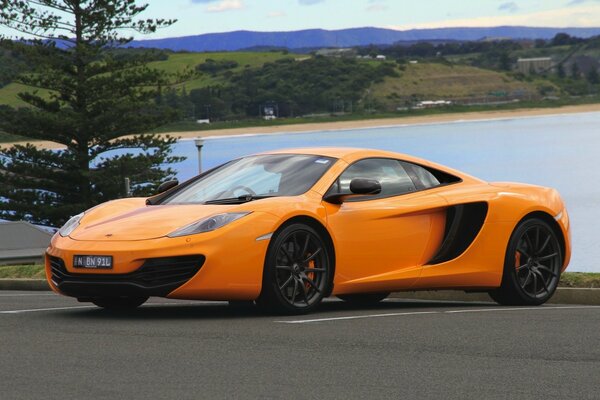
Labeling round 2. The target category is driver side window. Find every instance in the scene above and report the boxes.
[329,158,416,198]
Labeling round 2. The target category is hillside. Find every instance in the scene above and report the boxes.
[0,51,296,107]
[128,26,600,52]
[372,63,545,108]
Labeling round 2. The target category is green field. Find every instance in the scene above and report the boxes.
[372,63,547,107]
[0,51,297,106]
[149,51,298,91]
[0,82,35,107]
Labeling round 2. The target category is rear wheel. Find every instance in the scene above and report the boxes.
[257,223,333,315]
[338,292,390,305]
[489,218,562,306]
[91,296,148,310]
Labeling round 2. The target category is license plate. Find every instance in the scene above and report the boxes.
[73,255,113,269]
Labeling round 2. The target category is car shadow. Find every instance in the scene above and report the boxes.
[57,297,497,321]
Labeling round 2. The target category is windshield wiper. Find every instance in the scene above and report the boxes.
[204,195,275,205]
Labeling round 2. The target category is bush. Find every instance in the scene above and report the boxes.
[196,59,240,74]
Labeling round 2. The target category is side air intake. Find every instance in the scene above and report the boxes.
[428,202,488,265]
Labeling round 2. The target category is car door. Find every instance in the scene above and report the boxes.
[323,157,448,293]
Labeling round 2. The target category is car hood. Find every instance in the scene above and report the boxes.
[70,198,247,241]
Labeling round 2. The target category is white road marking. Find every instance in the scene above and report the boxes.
[0,300,230,314]
[275,305,600,324]
[0,305,96,314]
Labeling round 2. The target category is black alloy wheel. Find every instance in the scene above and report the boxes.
[258,223,332,314]
[489,218,562,306]
[91,296,148,310]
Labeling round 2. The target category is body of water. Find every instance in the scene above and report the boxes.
[167,112,600,272]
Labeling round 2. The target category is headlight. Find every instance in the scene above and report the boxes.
[58,212,84,237]
[167,212,251,238]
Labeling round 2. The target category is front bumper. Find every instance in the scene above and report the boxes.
[45,211,278,301]
[48,255,205,298]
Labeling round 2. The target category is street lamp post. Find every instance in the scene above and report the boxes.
[194,138,205,174]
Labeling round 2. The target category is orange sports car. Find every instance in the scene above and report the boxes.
[46,148,571,314]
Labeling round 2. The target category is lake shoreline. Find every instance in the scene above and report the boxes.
[4,103,600,150]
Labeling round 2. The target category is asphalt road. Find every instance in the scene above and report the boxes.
[1,292,599,400]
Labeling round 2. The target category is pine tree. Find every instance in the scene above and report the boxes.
[0,1,183,226]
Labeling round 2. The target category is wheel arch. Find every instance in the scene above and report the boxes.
[272,215,336,296]
[516,211,566,264]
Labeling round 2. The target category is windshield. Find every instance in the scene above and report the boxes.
[162,154,336,204]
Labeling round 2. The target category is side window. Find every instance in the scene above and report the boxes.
[329,158,416,198]
[401,161,461,189]
[401,161,440,189]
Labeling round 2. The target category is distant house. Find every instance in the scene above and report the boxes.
[0,221,54,265]
[315,48,357,58]
[414,100,452,109]
[375,55,387,61]
[517,57,553,74]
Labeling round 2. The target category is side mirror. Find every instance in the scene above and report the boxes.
[324,178,381,204]
[157,179,178,194]
[349,178,382,195]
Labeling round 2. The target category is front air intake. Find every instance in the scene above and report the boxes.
[49,255,205,298]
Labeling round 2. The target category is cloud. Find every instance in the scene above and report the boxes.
[367,4,388,12]
[367,0,388,12]
[567,0,599,5]
[267,11,286,18]
[387,4,600,29]
[204,0,243,12]
[498,2,519,13]
[298,0,324,5]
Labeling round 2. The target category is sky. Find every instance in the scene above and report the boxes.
[2,0,600,39]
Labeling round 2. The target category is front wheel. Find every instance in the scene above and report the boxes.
[257,223,333,315]
[91,296,148,310]
[489,218,562,306]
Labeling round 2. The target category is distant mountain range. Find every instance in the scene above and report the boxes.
[129,26,600,52]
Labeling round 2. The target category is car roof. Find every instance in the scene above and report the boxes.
[259,147,483,183]
[261,147,435,165]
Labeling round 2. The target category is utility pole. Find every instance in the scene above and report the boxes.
[194,138,205,174]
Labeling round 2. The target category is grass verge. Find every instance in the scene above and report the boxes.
[0,265,46,279]
[0,265,598,288]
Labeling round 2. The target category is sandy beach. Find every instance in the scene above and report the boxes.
[5,103,600,150]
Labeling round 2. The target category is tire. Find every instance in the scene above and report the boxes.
[338,292,390,305]
[489,218,562,306]
[91,296,148,310]
[257,223,333,315]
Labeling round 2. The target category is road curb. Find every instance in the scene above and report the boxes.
[0,280,599,305]
[391,287,600,305]
[0,279,50,291]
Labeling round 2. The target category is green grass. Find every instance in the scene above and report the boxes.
[0,131,28,142]
[559,273,600,288]
[372,62,546,107]
[0,265,46,279]
[149,51,298,91]
[0,82,34,107]
[0,265,598,288]
[0,51,297,107]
